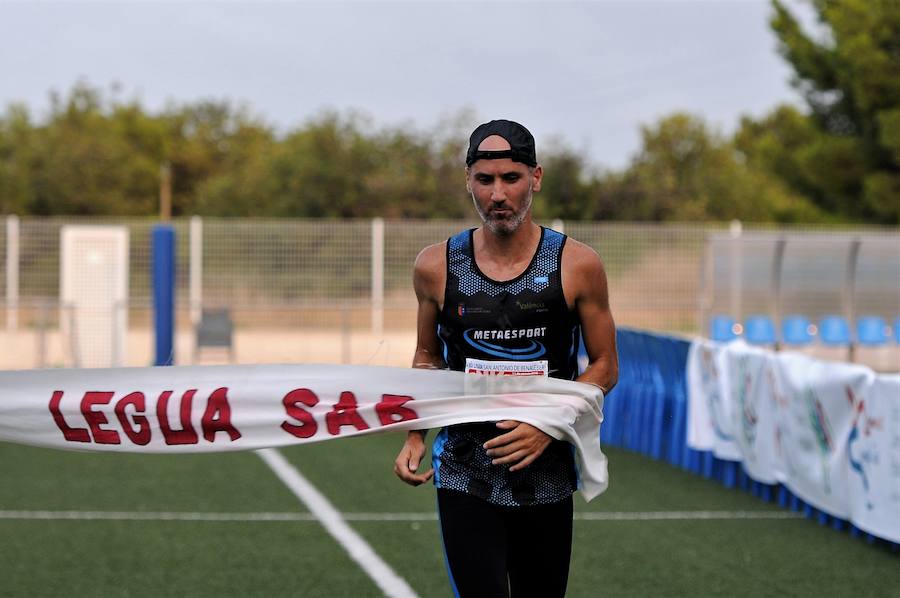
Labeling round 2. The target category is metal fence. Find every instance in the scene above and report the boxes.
[2,216,898,370]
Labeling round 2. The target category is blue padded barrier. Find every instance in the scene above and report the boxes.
[605,327,897,551]
[738,468,750,492]
[777,486,789,508]
[722,462,738,488]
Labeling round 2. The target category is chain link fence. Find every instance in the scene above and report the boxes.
[2,216,897,370]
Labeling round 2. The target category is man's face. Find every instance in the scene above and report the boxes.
[466,136,542,236]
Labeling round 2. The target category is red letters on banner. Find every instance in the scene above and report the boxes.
[48,387,420,447]
[326,391,370,436]
[201,388,242,442]
[157,390,199,445]
[81,391,120,444]
[49,388,237,447]
[114,392,151,445]
[281,388,319,439]
[376,394,418,425]
[48,391,90,443]
[281,389,419,438]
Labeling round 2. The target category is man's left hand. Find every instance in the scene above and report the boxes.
[483,421,552,472]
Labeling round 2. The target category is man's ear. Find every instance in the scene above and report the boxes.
[531,165,543,192]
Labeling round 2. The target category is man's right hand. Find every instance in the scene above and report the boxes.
[394,430,434,486]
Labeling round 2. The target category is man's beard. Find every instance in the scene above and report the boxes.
[474,190,533,236]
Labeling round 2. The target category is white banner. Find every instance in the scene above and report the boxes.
[686,339,740,460]
[848,374,900,542]
[687,340,898,542]
[0,364,608,501]
[774,352,873,517]
[723,342,779,484]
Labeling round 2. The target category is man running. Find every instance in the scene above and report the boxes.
[394,119,618,597]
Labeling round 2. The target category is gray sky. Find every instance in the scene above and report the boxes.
[0,0,808,169]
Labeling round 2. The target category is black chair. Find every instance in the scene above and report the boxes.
[194,308,234,363]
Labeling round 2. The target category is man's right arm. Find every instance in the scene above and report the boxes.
[394,243,446,487]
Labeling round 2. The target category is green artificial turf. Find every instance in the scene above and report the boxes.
[0,520,379,597]
[1,439,896,597]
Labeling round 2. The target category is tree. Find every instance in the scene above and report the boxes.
[531,144,596,221]
[264,112,378,218]
[0,103,34,214]
[597,113,827,222]
[764,0,900,223]
[23,83,162,215]
[164,100,276,217]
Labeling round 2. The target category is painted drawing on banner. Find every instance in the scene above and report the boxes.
[736,355,758,449]
[803,386,836,494]
[846,387,882,511]
[702,346,734,444]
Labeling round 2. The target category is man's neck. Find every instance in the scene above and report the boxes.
[473,221,542,276]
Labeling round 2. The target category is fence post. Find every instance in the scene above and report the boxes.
[342,304,352,365]
[36,299,48,369]
[190,216,203,326]
[771,237,787,350]
[371,217,384,338]
[844,238,861,362]
[729,219,743,327]
[152,225,176,366]
[6,215,18,333]
[698,235,713,338]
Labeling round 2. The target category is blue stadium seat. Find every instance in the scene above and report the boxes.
[710,315,739,342]
[856,316,888,346]
[819,315,851,346]
[782,315,815,345]
[894,317,900,344]
[744,315,776,345]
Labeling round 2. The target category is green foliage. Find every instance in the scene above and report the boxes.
[532,144,597,221]
[28,84,163,215]
[0,85,478,219]
[0,103,33,214]
[576,114,828,223]
[173,101,277,217]
[751,0,900,223]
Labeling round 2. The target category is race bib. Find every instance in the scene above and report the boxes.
[464,358,549,377]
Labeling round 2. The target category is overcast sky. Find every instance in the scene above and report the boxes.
[0,0,810,169]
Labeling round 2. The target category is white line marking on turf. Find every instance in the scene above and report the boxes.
[575,510,802,521]
[0,511,319,522]
[256,448,418,598]
[0,510,801,522]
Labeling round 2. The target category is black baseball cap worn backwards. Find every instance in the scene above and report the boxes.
[466,119,537,167]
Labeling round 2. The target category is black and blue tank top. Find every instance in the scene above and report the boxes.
[432,226,581,506]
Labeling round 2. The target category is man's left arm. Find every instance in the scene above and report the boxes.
[570,242,618,393]
[483,240,617,472]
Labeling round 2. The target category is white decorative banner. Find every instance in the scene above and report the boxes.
[848,374,900,542]
[686,339,740,460]
[687,340,898,543]
[723,342,779,484]
[0,364,608,501]
[774,352,873,517]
